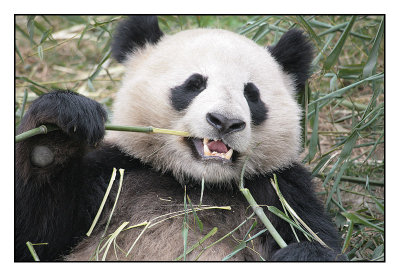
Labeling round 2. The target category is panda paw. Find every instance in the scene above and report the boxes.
[21,90,107,145]
[270,242,347,261]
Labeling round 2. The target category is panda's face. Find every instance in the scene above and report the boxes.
[107,29,302,185]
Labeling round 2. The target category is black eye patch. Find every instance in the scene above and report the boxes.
[244,82,268,125]
[170,73,208,111]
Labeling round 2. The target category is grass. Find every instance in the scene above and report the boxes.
[15,15,384,261]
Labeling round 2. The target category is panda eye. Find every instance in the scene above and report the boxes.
[244,82,260,103]
[185,73,207,92]
[170,73,208,111]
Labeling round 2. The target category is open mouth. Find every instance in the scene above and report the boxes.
[189,138,235,162]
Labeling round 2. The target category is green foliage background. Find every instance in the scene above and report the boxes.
[15,15,384,261]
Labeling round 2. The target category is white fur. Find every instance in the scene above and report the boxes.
[106,28,301,185]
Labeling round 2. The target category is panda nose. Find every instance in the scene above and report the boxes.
[206,112,246,136]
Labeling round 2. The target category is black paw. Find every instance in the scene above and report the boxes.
[23,90,107,145]
[271,242,347,261]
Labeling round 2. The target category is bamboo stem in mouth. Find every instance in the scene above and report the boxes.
[15,124,191,143]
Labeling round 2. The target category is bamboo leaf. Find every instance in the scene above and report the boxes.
[342,220,354,253]
[239,17,271,35]
[296,16,321,45]
[87,48,112,87]
[363,132,384,164]
[39,29,53,44]
[363,18,384,78]
[372,197,384,214]
[318,22,348,36]
[157,16,171,30]
[325,159,350,210]
[243,219,257,241]
[311,154,331,176]
[15,44,24,63]
[222,242,246,261]
[20,88,28,120]
[78,24,91,47]
[244,229,268,243]
[27,16,36,45]
[174,227,218,261]
[252,23,271,42]
[323,16,356,70]
[16,76,48,90]
[372,245,384,260]
[28,85,45,96]
[308,72,384,105]
[312,19,371,40]
[187,195,203,233]
[338,132,359,161]
[87,78,95,91]
[37,45,44,60]
[16,24,31,41]
[356,103,384,131]
[342,212,384,233]
[308,95,320,161]
[321,158,341,188]
[267,206,311,237]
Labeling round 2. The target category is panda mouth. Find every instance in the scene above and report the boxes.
[190,138,234,162]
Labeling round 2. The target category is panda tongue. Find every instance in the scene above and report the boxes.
[207,140,228,153]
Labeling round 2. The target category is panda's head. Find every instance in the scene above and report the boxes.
[107,16,313,186]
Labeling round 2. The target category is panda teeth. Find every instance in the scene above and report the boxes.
[203,143,212,156]
[225,148,233,160]
[202,138,233,160]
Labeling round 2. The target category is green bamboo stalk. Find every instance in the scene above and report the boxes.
[240,188,287,248]
[15,125,59,142]
[15,124,190,143]
[238,150,286,248]
[26,241,41,261]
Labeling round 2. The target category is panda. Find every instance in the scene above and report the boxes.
[15,16,345,261]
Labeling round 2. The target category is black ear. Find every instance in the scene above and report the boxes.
[112,16,164,63]
[268,29,313,92]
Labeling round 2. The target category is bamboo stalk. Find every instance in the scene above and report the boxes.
[240,188,287,248]
[15,124,190,143]
[26,241,41,261]
[238,150,287,249]
[15,125,59,142]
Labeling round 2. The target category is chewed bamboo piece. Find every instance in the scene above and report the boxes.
[15,124,190,143]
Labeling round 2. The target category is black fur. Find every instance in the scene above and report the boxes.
[15,90,108,261]
[18,90,107,145]
[268,29,314,91]
[111,16,164,63]
[243,82,268,125]
[15,90,345,261]
[170,73,208,111]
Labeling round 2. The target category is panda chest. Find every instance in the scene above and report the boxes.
[70,172,263,261]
